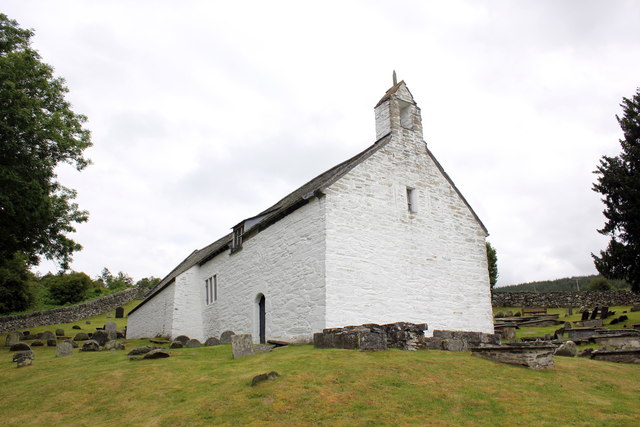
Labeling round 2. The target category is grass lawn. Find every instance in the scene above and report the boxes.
[0,304,638,426]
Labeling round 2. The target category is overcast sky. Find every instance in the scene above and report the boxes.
[4,1,640,286]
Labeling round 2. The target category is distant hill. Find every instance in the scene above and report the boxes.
[494,275,629,293]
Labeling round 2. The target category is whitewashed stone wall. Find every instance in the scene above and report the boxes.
[171,267,204,339]
[324,91,493,336]
[127,282,175,338]
[198,197,326,344]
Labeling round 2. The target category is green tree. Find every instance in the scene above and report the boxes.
[587,277,612,292]
[0,14,91,270]
[47,272,93,305]
[98,267,133,291]
[592,88,640,293]
[486,241,498,290]
[136,276,161,289]
[0,253,35,313]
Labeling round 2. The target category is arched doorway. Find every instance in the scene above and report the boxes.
[256,294,266,344]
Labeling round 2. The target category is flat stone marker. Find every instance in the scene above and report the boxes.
[115,306,124,318]
[143,349,170,359]
[232,334,254,359]
[56,341,74,357]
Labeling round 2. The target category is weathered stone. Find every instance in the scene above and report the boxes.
[31,340,44,346]
[55,328,64,336]
[220,331,236,344]
[12,350,34,362]
[127,345,161,356]
[630,304,640,312]
[92,330,110,346]
[232,334,254,359]
[581,311,590,321]
[185,339,201,348]
[47,339,57,347]
[81,340,100,351]
[115,306,125,318]
[591,348,640,364]
[104,322,118,340]
[56,341,74,357]
[15,353,33,367]
[578,348,593,358]
[442,339,465,352]
[104,340,125,351]
[204,337,221,346]
[251,371,280,386]
[40,330,56,341]
[143,349,170,359]
[169,341,183,349]
[358,331,387,351]
[471,344,556,369]
[73,332,90,341]
[5,331,22,347]
[554,341,577,357]
[10,342,31,351]
[72,325,82,330]
[66,339,79,348]
[174,335,190,345]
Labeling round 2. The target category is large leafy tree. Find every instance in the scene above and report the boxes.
[592,88,640,293]
[486,241,498,290]
[0,14,91,270]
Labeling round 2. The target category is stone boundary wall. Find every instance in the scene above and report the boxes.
[0,287,148,333]
[492,290,640,308]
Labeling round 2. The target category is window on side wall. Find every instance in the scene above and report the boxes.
[231,224,244,253]
[205,275,217,305]
[406,187,417,213]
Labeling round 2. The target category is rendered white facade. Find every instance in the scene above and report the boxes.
[127,81,494,343]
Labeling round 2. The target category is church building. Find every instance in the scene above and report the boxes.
[127,80,494,343]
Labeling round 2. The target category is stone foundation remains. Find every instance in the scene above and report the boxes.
[314,322,428,351]
[471,343,556,369]
[424,330,500,352]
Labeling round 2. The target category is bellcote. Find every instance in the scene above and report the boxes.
[374,80,423,140]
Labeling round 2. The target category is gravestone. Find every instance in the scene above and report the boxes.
[56,341,74,357]
[81,340,100,352]
[72,325,82,330]
[600,307,609,319]
[590,307,600,320]
[47,339,57,347]
[92,330,109,346]
[73,332,89,341]
[185,339,201,348]
[10,342,31,352]
[14,351,34,368]
[231,334,254,359]
[104,340,125,351]
[127,346,161,356]
[5,331,22,347]
[13,350,34,362]
[169,341,183,349]
[567,307,573,316]
[220,330,236,344]
[104,322,118,340]
[581,311,590,321]
[55,329,64,337]
[205,337,221,346]
[38,331,56,341]
[555,341,577,357]
[143,349,170,359]
[115,306,124,318]
[174,335,190,345]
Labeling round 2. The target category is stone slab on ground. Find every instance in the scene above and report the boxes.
[143,349,170,359]
[471,344,556,369]
[231,334,275,359]
[590,348,640,364]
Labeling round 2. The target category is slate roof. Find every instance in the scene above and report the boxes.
[129,133,395,315]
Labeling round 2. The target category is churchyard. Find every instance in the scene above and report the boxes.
[1,304,639,426]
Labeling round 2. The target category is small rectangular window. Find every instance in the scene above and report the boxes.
[205,275,217,305]
[231,224,244,253]
[407,187,417,213]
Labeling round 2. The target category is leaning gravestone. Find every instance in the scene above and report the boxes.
[220,330,236,344]
[56,341,74,357]
[581,311,590,321]
[590,307,600,320]
[115,306,124,318]
[185,339,201,348]
[231,334,254,359]
[5,331,22,347]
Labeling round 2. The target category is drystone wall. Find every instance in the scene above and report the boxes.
[492,290,640,308]
[0,287,148,333]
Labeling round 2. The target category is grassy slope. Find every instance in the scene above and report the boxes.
[0,304,638,426]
